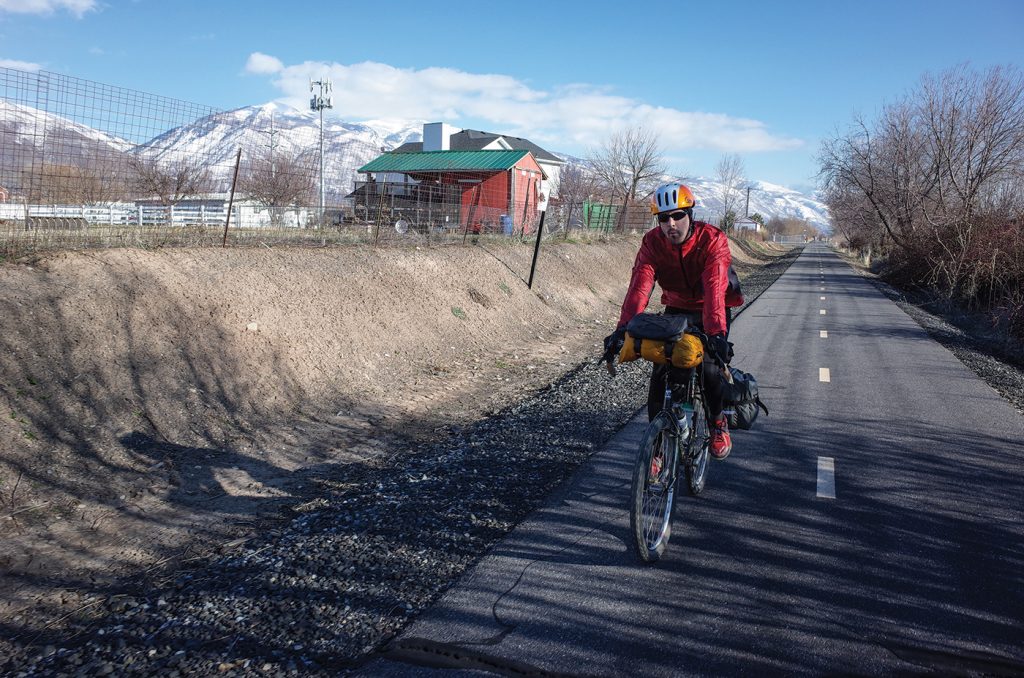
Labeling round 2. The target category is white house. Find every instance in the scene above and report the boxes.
[734,217,762,233]
[391,122,565,200]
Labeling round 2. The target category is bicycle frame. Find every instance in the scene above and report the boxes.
[662,364,707,465]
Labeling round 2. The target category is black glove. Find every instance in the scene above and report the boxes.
[603,327,627,361]
[709,335,734,364]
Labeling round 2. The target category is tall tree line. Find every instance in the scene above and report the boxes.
[819,64,1024,336]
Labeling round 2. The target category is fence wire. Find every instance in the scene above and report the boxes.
[1,67,657,257]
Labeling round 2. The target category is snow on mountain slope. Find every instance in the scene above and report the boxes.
[0,99,133,181]
[133,103,424,199]
[685,177,830,231]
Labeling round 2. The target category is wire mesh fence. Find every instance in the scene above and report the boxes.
[1,66,658,258]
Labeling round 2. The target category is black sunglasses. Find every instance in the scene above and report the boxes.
[657,210,689,224]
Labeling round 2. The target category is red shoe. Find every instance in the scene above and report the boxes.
[710,415,732,460]
[649,453,664,482]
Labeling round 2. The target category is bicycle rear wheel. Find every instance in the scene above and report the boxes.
[629,412,679,563]
[685,392,710,496]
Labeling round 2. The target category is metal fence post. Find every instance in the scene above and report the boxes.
[527,210,546,289]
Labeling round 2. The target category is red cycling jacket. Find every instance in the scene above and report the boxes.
[617,221,744,337]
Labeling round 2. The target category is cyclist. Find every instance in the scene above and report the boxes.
[604,181,744,459]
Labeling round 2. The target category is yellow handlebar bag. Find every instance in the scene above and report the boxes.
[618,313,704,368]
[672,333,704,368]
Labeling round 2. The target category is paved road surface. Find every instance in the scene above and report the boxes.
[362,244,1024,677]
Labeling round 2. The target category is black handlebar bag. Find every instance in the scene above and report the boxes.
[624,312,689,340]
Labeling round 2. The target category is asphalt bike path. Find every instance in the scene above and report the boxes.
[362,243,1024,677]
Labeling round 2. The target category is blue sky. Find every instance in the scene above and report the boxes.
[1,0,1022,192]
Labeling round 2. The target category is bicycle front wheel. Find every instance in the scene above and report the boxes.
[685,391,710,496]
[629,412,679,563]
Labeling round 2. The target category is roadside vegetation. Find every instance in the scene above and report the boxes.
[819,63,1024,341]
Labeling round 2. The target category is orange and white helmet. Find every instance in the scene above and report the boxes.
[650,182,697,215]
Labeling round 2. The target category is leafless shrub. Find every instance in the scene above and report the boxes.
[127,154,211,205]
[25,163,116,204]
[238,147,317,209]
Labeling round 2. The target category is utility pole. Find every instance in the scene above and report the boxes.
[255,110,280,174]
[745,186,751,217]
[310,77,333,224]
[269,112,277,175]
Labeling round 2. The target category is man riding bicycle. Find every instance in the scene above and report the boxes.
[605,181,744,459]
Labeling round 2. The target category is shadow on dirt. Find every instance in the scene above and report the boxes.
[0,253,405,618]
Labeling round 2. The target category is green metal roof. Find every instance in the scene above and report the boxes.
[358,149,530,173]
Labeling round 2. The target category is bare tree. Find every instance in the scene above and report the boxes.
[29,163,115,204]
[555,161,600,229]
[588,127,666,231]
[127,153,211,205]
[819,63,1024,321]
[239,146,317,210]
[715,153,746,232]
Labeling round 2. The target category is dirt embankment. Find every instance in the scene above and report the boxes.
[0,236,790,618]
[0,238,633,613]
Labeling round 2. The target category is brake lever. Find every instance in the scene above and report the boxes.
[597,351,618,377]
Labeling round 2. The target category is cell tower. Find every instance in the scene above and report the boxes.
[310,77,334,221]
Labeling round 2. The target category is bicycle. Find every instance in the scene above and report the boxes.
[603,327,723,563]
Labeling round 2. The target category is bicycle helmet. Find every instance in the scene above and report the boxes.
[650,182,696,215]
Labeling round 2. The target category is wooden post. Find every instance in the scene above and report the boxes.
[222,148,242,248]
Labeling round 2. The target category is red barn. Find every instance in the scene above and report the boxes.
[355,149,545,235]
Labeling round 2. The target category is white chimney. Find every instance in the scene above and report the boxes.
[423,122,459,151]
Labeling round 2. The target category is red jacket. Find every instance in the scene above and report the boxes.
[617,221,744,336]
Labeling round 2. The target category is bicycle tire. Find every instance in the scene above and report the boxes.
[629,412,679,563]
[685,391,710,496]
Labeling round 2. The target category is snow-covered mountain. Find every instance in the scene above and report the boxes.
[134,103,425,201]
[0,99,132,176]
[552,152,830,231]
[684,177,830,232]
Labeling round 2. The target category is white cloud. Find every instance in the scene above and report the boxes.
[249,55,803,155]
[0,58,42,71]
[0,0,97,17]
[244,52,283,75]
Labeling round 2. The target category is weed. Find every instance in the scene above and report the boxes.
[26,376,37,386]
[451,306,467,320]
[494,360,510,369]
[586,283,597,295]
[498,281,513,296]
[23,430,37,441]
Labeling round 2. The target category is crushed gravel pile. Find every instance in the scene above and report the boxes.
[1,247,802,677]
